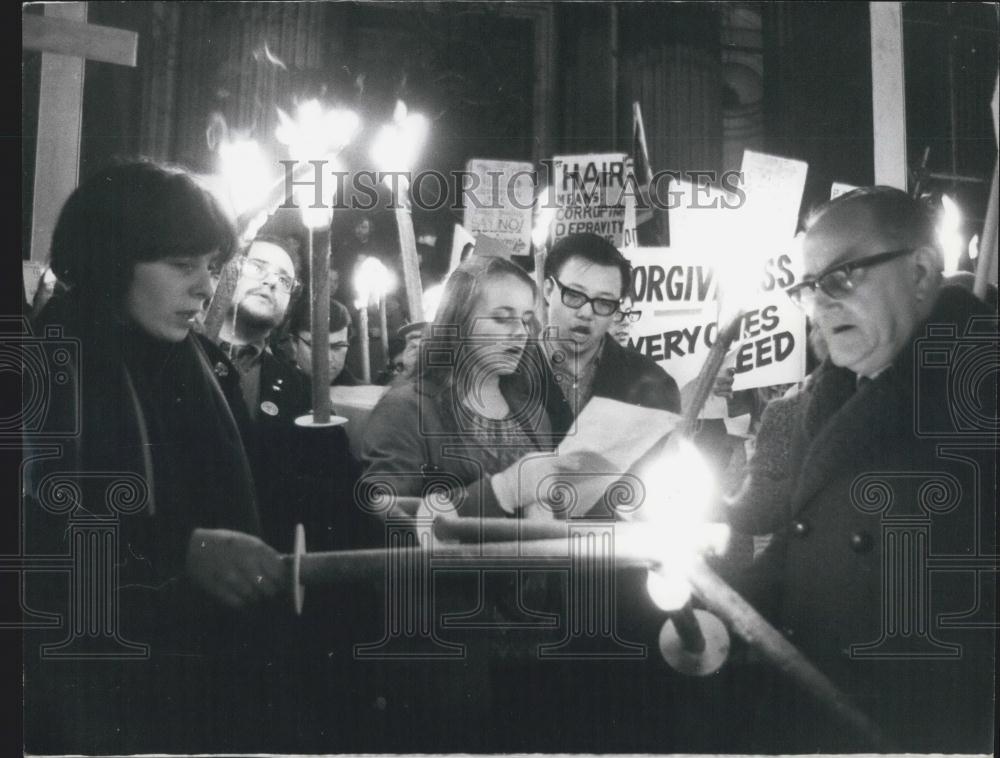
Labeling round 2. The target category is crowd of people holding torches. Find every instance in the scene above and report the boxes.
[22,101,997,753]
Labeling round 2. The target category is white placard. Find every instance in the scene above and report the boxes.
[551,152,636,249]
[623,245,806,392]
[463,159,534,257]
[739,150,809,244]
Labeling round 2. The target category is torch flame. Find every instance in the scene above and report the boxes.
[646,567,692,612]
[371,99,429,180]
[276,100,359,228]
[275,99,360,163]
[354,256,396,308]
[938,194,964,274]
[217,138,272,218]
[630,436,728,611]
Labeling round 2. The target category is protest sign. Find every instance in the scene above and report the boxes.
[552,152,637,249]
[463,159,534,257]
[624,245,806,393]
[627,247,717,313]
[666,178,742,251]
[739,150,809,244]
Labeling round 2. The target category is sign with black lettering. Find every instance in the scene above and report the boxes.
[624,246,806,391]
[627,248,716,312]
[463,159,534,256]
[552,153,637,249]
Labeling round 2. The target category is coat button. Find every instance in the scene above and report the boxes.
[849,531,873,553]
[792,519,810,537]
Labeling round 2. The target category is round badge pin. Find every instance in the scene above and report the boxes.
[260,401,279,416]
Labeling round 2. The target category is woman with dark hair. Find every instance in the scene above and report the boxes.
[25,160,287,753]
[362,254,552,516]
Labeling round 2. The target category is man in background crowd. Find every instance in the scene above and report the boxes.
[536,232,680,441]
[284,297,360,386]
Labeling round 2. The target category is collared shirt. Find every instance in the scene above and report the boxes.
[543,335,604,419]
[220,339,266,419]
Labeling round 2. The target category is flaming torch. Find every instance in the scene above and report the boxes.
[353,256,396,383]
[938,194,965,275]
[276,99,360,424]
[371,100,429,322]
[202,137,275,340]
[353,256,395,383]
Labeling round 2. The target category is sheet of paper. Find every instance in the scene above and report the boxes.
[497,398,680,517]
[560,396,680,470]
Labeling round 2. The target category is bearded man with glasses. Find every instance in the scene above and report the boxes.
[534,232,680,441]
[216,235,318,549]
[724,186,996,752]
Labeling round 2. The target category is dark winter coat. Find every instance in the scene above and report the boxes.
[729,285,997,752]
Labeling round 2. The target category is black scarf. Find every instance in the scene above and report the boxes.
[33,293,261,646]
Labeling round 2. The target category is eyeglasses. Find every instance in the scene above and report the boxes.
[549,276,621,317]
[785,248,915,309]
[612,309,641,324]
[296,334,349,351]
[241,258,299,294]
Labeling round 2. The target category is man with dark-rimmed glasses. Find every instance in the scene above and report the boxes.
[534,232,680,440]
[726,186,996,752]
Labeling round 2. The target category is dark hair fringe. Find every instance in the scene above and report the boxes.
[50,158,237,312]
[543,232,631,298]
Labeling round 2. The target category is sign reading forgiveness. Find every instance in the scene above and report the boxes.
[623,242,805,392]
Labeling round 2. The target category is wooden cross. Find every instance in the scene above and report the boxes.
[22,3,138,263]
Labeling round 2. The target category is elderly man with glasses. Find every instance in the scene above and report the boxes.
[724,186,996,752]
[536,232,680,440]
